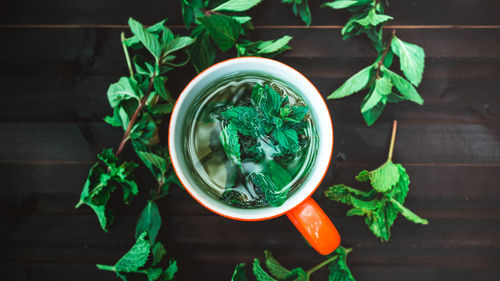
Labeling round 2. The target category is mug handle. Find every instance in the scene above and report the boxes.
[286,197,341,255]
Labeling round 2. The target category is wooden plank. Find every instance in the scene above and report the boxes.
[1,214,499,266]
[1,0,500,26]
[1,163,499,217]
[2,262,499,281]
[1,28,500,67]
[2,74,499,122]
[0,122,499,163]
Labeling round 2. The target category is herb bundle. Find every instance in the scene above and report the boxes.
[231,246,355,281]
[217,83,310,207]
[180,0,293,72]
[325,121,428,241]
[75,17,195,280]
[323,0,425,126]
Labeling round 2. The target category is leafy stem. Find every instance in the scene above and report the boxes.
[306,254,340,275]
[375,29,396,78]
[121,32,134,77]
[115,76,155,157]
[388,119,398,161]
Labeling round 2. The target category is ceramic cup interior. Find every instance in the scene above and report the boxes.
[168,57,333,221]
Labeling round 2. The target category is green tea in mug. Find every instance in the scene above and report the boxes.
[184,74,318,208]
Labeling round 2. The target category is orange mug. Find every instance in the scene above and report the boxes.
[168,57,340,255]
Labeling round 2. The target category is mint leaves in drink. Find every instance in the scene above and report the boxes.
[217,83,310,207]
[325,121,428,241]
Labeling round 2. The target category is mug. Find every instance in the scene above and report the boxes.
[168,57,340,255]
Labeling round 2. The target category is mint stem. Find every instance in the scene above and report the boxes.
[96,264,115,272]
[306,255,339,275]
[121,32,134,77]
[375,29,396,78]
[388,120,398,161]
[115,76,155,157]
[75,200,84,208]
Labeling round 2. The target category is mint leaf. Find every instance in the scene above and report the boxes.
[286,106,309,122]
[368,159,400,192]
[264,250,290,279]
[212,0,262,12]
[328,246,355,281]
[128,18,162,59]
[219,122,242,165]
[328,65,373,99]
[356,9,393,27]
[284,268,308,281]
[96,232,150,275]
[263,85,282,116]
[273,128,299,151]
[146,268,163,281]
[198,14,242,51]
[361,100,386,126]
[238,36,293,57]
[382,67,424,105]
[253,259,277,281]
[231,263,248,281]
[135,201,162,244]
[163,36,195,57]
[107,77,142,108]
[152,242,166,266]
[324,184,374,205]
[390,198,429,225]
[221,106,260,136]
[322,0,371,9]
[161,259,178,281]
[189,26,216,73]
[390,36,425,86]
[360,76,391,113]
[76,149,138,231]
[180,0,206,29]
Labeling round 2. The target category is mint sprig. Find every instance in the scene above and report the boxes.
[325,121,428,241]
[231,246,356,281]
[97,232,178,281]
[323,1,425,126]
[180,0,293,72]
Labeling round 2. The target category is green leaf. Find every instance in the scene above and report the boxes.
[212,0,262,12]
[107,77,142,108]
[135,201,162,244]
[360,76,391,113]
[324,184,374,205]
[189,26,216,73]
[198,14,242,51]
[287,106,309,122]
[295,0,312,26]
[96,232,150,273]
[221,106,260,136]
[161,259,178,281]
[322,0,371,9]
[219,122,242,165]
[253,259,277,281]
[164,36,195,56]
[146,268,163,281]
[232,16,253,24]
[284,268,308,281]
[356,9,393,27]
[253,35,293,55]
[128,18,162,59]
[251,161,293,207]
[263,85,282,116]
[361,99,386,126]
[368,159,400,192]
[152,242,166,266]
[328,65,373,99]
[180,0,205,29]
[231,263,248,281]
[390,36,425,86]
[390,198,428,224]
[328,246,355,281]
[264,250,290,279]
[382,67,424,105]
[273,128,299,151]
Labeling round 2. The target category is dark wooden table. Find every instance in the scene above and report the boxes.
[1,1,499,280]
